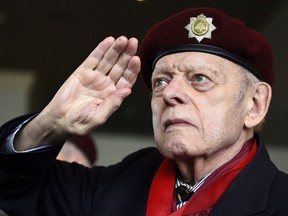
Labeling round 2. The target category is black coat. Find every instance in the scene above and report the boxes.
[0,115,288,216]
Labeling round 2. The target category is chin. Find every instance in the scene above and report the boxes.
[157,141,191,159]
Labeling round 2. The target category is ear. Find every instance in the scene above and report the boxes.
[244,83,272,128]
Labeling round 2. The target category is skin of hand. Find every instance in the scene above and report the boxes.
[14,36,141,151]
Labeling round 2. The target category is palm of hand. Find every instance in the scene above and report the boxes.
[46,36,140,135]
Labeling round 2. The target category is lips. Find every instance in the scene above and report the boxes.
[164,118,192,129]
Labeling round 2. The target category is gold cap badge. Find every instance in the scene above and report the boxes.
[185,13,216,42]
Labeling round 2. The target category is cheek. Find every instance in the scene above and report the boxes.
[205,98,246,142]
[151,99,160,129]
[151,98,165,143]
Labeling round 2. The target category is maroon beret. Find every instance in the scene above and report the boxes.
[138,7,274,90]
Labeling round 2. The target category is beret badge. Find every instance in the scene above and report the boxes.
[185,13,216,42]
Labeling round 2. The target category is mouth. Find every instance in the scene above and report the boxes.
[164,119,193,129]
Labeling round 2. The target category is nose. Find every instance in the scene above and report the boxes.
[162,78,189,106]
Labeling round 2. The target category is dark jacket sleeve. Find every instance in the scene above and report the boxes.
[0,114,162,216]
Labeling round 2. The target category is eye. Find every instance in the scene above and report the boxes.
[191,74,213,91]
[155,79,167,87]
[193,74,208,83]
[153,78,169,91]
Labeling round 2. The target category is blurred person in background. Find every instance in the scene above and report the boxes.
[57,134,97,167]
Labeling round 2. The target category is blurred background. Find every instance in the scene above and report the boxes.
[0,0,287,170]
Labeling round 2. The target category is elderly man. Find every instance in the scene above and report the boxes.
[0,7,287,216]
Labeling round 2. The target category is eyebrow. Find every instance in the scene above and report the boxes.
[186,62,220,76]
[152,61,222,79]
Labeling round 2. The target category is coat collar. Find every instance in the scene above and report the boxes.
[210,134,278,215]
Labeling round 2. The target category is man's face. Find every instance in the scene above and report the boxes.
[151,52,253,160]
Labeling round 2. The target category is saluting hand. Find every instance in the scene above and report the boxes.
[14,36,140,150]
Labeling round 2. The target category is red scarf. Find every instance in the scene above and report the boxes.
[146,139,257,216]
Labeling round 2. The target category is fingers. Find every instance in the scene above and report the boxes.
[115,55,141,89]
[82,36,133,73]
[80,36,139,87]
[82,36,116,69]
[108,37,138,83]
[95,36,132,74]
